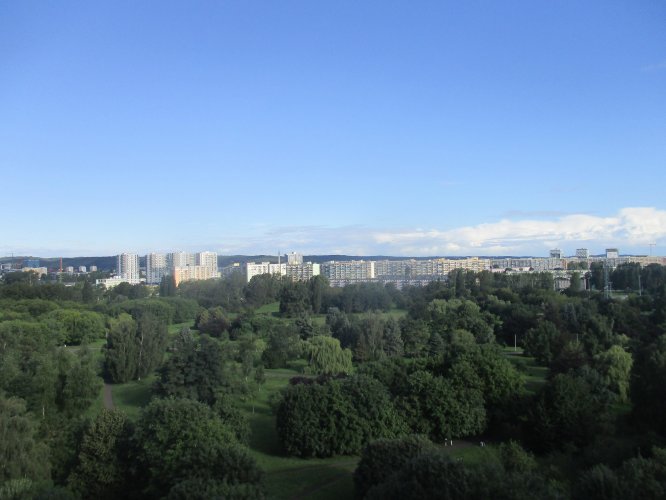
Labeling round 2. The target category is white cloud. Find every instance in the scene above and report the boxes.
[368,207,666,255]
[204,207,666,257]
[4,207,665,258]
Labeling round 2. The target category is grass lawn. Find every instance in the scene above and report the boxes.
[111,374,156,420]
[256,302,281,315]
[503,350,548,394]
[381,308,409,320]
[85,381,107,418]
[237,368,359,500]
[523,363,548,394]
[444,443,495,464]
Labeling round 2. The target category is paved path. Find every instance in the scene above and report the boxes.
[103,383,115,410]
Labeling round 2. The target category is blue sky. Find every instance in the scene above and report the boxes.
[1,1,665,257]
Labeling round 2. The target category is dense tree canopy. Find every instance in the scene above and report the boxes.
[133,398,263,498]
[3,261,666,498]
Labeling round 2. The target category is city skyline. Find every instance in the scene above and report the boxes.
[2,240,665,261]
[1,2,665,257]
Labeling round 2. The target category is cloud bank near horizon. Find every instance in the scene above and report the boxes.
[2,207,665,258]
[217,207,666,257]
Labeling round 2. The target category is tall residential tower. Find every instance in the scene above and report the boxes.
[117,253,140,281]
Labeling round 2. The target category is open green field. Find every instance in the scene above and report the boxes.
[111,375,156,420]
[502,348,548,394]
[256,302,281,316]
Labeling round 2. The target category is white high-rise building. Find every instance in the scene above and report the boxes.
[196,251,219,277]
[146,253,169,285]
[246,262,286,282]
[285,262,320,282]
[606,248,619,259]
[576,248,590,259]
[168,251,195,269]
[117,253,140,281]
[287,252,303,265]
[321,260,375,281]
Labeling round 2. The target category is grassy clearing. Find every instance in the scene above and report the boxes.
[111,375,156,420]
[311,314,327,326]
[503,350,548,394]
[444,443,495,464]
[382,308,409,320]
[85,382,106,418]
[235,368,359,499]
[523,363,548,394]
[256,302,281,316]
[86,338,107,349]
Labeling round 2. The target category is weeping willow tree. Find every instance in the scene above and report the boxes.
[305,336,353,375]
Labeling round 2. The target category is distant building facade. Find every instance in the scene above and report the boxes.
[285,262,320,282]
[245,262,286,282]
[172,264,219,286]
[22,267,48,277]
[196,251,219,277]
[576,248,590,259]
[287,252,303,265]
[117,253,140,281]
[606,248,620,259]
[146,253,169,285]
[168,251,195,269]
[23,258,40,268]
[320,260,375,286]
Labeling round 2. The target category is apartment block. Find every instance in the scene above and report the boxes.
[320,260,375,281]
[606,248,620,259]
[146,253,169,285]
[287,252,303,265]
[168,251,195,269]
[196,251,219,277]
[173,265,219,286]
[576,248,590,259]
[117,253,140,281]
[245,262,286,282]
[285,262,320,282]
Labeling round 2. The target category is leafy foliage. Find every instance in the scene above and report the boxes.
[276,375,403,457]
[354,434,436,497]
[304,336,353,375]
[0,393,51,483]
[133,398,263,498]
[155,332,229,404]
[104,312,168,383]
[68,410,132,499]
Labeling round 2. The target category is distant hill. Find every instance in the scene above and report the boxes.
[218,254,487,265]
